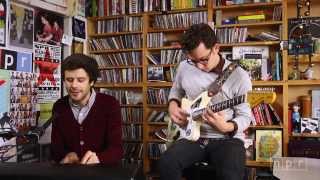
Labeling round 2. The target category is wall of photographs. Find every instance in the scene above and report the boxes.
[0,0,86,162]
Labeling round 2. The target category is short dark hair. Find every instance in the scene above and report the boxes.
[180,23,217,52]
[62,54,99,83]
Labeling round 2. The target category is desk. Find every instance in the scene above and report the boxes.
[0,162,140,180]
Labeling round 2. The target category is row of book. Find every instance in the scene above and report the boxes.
[88,34,142,51]
[123,143,143,160]
[96,16,142,33]
[147,49,185,65]
[147,66,176,82]
[251,103,281,126]
[152,11,208,30]
[148,110,168,123]
[221,47,282,81]
[95,0,207,17]
[94,52,142,67]
[215,27,248,44]
[157,0,207,11]
[121,158,142,170]
[147,88,170,105]
[100,89,143,105]
[215,0,279,6]
[121,107,143,123]
[215,5,282,25]
[148,143,167,158]
[272,5,282,21]
[122,124,142,140]
[147,33,165,48]
[99,68,142,83]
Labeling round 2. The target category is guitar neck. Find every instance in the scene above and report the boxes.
[192,95,246,119]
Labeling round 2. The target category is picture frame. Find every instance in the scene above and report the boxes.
[72,16,86,41]
[147,66,164,81]
[255,130,282,162]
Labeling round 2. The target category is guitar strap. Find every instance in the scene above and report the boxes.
[207,62,238,97]
[166,62,238,146]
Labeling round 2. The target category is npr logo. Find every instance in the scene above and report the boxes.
[273,157,307,171]
[0,49,32,72]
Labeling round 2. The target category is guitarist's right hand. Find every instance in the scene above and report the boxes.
[168,101,189,127]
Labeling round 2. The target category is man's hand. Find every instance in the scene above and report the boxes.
[60,152,80,164]
[202,109,234,133]
[80,150,100,165]
[168,101,189,127]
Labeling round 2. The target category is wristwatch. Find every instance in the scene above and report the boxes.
[226,120,238,137]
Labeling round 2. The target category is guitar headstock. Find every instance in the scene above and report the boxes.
[247,90,277,107]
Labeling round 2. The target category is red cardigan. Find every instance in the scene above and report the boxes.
[51,93,123,164]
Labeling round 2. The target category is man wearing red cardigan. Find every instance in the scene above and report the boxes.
[51,54,123,165]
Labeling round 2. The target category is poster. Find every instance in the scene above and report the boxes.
[34,9,64,46]
[0,0,7,46]
[9,71,37,132]
[9,2,34,51]
[33,42,61,103]
[72,16,86,41]
[0,48,32,72]
[0,69,10,133]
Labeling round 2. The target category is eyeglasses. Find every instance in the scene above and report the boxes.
[186,49,212,66]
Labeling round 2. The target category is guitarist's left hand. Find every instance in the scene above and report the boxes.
[202,109,234,134]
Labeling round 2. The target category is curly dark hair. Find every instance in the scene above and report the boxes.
[180,23,217,52]
[62,54,99,83]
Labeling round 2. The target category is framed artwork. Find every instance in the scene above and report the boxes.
[72,16,86,41]
[256,130,282,162]
[0,0,7,46]
[9,2,34,51]
[72,40,83,54]
[34,9,64,46]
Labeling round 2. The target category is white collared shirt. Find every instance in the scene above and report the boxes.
[69,90,96,124]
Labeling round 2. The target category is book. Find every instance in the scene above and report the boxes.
[300,117,319,133]
[147,66,164,81]
[255,130,282,162]
[154,128,168,141]
[238,14,266,21]
[146,54,160,65]
[267,103,281,125]
[232,46,269,60]
[148,110,159,122]
[312,90,320,119]
[238,58,262,80]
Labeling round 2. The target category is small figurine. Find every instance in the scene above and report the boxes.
[303,67,313,80]
[292,102,301,133]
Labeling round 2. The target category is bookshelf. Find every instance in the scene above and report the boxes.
[214,0,288,171]
[87,0,320,177]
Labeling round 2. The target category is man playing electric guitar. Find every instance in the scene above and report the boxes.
[158,23,253,180]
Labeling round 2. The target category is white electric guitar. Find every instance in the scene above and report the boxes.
[167,90,276,142]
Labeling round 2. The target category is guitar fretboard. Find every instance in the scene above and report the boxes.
[192,95,246,119]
